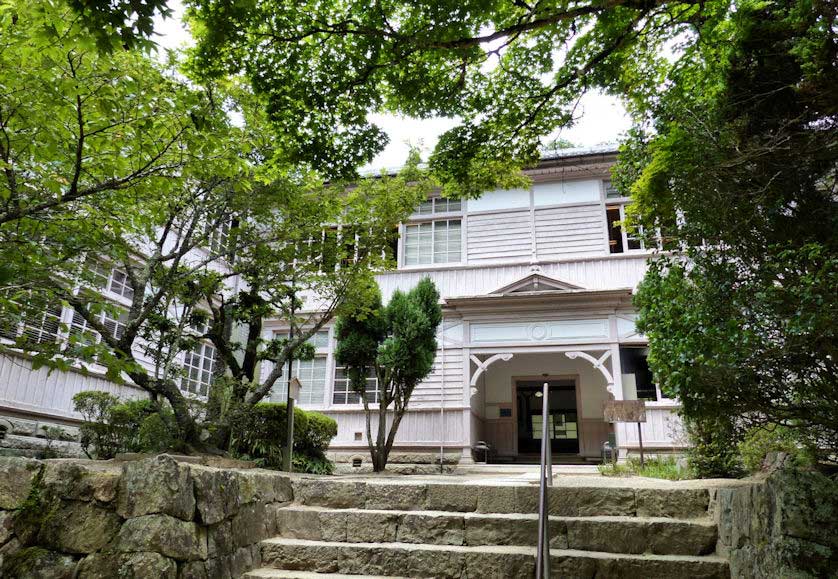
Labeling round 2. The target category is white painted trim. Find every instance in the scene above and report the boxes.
[469,353,514,386]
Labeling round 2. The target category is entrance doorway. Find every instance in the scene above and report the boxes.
[516,379,579,454]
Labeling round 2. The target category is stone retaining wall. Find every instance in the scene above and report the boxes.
[711,456,838,578]
[0,455,293,578]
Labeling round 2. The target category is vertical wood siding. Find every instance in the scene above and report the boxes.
[0,354,146,420]
[534,205,606,260]
[616,406,686,448]
[323,407,466,446]
[466,210,532,263]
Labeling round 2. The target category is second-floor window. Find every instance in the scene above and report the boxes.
[606,204,646,253]
[181,341,220,396]
[404,219,461,265]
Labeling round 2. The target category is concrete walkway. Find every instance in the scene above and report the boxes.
[321,463,751,489]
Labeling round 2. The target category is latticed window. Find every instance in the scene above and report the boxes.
[87,263,135,301]
[68,308,128,343]
[404,219,461,265]
[416,197,461,215]
[19,304,62,345]
[181,341,220,396]
[271,357,328,406]
[332,366,379,405]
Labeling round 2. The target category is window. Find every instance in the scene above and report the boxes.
[69,308,129,343]
[333,366,379,404]
[19,304,62,345]
[404,220,461,265]
[416,197,461,215]
[271,357,328,406]
[87,263,134,301]
[182,341,220,396]
[620,347,658,401]
[604,180,622,199]
[606,204,647,254]
[207,219,233,257]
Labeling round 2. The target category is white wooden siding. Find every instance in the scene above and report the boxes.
[534,204,606,259]
[0,354,146,421]
[410,347,465,406]
[376,255,649,301]
[466,210,532,264]
[323,407,467,447]
[616,405,686,448]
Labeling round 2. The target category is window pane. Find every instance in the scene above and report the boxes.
[606,207,624,254]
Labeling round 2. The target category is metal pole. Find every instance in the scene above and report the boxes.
[282,287,296,473]
[637,422,644,467]
[535,379,551,578]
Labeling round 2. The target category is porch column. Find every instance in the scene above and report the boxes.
[609,342,629,458]
[460,344,474,464]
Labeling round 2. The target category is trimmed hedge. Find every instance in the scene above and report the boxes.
[229,402,337,473]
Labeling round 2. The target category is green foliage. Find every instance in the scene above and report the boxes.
[72,391,179,459]
[626,1,838,460]
[685,416,745,479]
[335,277,442,471]
[228,402,336,473]
[739,425,816,473]
[598,456,687,480]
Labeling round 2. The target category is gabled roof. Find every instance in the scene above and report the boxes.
[490,271,583,295]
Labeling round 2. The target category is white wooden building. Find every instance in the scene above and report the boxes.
[0,145,686,463]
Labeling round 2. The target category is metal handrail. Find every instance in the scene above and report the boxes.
[535,379,552,578]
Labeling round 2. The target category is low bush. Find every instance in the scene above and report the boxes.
[229,402,337,474]
[685,415,745,478]
[72,391,179,458]
[598,456,687,480]
[738,424,816,473]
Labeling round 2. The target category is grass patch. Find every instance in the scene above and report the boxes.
[598,456,690,480]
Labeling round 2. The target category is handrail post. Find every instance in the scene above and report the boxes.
[535,379,551,578]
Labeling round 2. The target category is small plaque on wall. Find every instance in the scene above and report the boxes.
[499,408,512,418]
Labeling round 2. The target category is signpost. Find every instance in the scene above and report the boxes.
[603,400,647,466]
[283,376,303,472]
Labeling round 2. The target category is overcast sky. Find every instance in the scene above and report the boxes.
[154,3,631,170]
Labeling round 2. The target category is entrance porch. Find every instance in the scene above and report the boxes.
[469,351,613,462]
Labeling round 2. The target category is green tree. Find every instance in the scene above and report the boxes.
[627,1,838,467]
[197,152,431,448]
[335,277,442,472]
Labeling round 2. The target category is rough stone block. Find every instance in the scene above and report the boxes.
[78,552,177,579]
[0,457,42,510]
[230,502,268,548]
[346,510,399,543]
[463,548,535,578]
[405,546,468,578]
[397,513,464,546]
[548,486,636,517]
[117,455,195,521]
[261,540,340,573]
[0,510,15,547]
[426,484,478,512]
[207,520,234,557]
[364,482,427,510]
[0,547,78,579]
[39,500,122,554]
[636,488,710,519]
[276,507,324,541]
[475,485,521,514]
[41,461,120,504]
[109,514,208,561]
[293,479,365,509]
[190,466,240,526]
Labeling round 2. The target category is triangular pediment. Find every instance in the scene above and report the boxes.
[491,272,583,295]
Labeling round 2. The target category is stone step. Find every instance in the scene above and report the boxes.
[259,537,730,579]
[276,505,718,556]
[291,478,712,519]
[245,570,407,579]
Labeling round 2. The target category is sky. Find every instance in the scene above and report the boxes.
[153,2,632,170]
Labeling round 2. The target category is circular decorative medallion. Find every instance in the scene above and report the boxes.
[529,324,548,340]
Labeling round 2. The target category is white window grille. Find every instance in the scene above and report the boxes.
[416,197,462,215]
[404,219,461,265]
[333,366,379,405]
[270,357,328,406]
[181,341,220,396]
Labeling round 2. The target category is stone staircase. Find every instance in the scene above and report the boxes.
[244,478,730,578]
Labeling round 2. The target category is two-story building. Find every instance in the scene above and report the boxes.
[0,145,686,464]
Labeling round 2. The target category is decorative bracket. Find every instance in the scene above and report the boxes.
[565,350,615,392]
[469,353,514,387]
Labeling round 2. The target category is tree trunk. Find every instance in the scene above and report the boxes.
[374,401,388,472]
